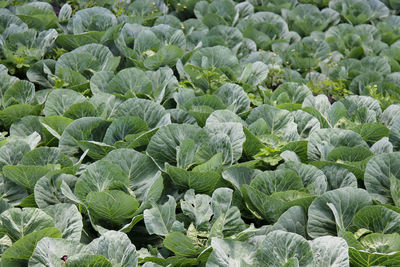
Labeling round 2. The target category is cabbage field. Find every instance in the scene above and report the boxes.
[1,0,400,266]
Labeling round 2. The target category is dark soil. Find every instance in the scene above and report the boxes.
[50,1,61,16]
[270,81,283,91]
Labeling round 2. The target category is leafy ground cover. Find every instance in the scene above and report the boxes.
[0,0,400,266]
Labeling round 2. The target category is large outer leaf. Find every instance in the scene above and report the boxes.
[271,206,307,238]
[164,232,200,258]
[180,189,212,227]
[34,174,77,208]
[113,98,171,129]
[77,140,114,160]
[103,149,162,203]
[351,205,400,234]
[2,227,61,267]
[310,236,349,267]
[284,4,339,36]
[251,169,304,196]
[166,164,221,194]
[206,238,256,267]
[206,110,244,125]
[274,206,308,237]
[256,230,314,267]
[307,188,372,238]
[278,161,328,195]
[145,67,179,103]
[184,95,226,127]
[272,83,312,105]
[210,188,246,237]
[291,110,320,139]
[87,190,139,227]
[69,7,116,34]
[105,68,152,97]
[381,104,400,127]
[0,73,19,103]
[56,43,116,74]
[303,95,331,117]
[242,185,312,223]
[246,104,294,135]
[90,71,114,95]
[133,29,160,55]
[59,117,111,156]
[190,46,238,69]
[143,196,177,236]
[364,152,400,204]
[65,254,112,267]
[103,117,148,145]
[326,146,374,162]
[349,233,400,266]
[214,83,250,114]
[371,137,393,154]
[74,160,129,203]
[340,95,382,118]
[89,93,123,120]
[0,208,54,242]
[4,80,36,107]
[85,230,138,267]
[198,122,245,165]
[9,116,43,140]
[43,203,82,241]
[43,89,86,117]
[29,238,83,267]
[239,61,269,86]
[389,117,400,149]
[40,116,73,141]
[0,141,30,170]
[221,166,261,190]
[321,165,357,190]
[58,4,72,21]
[0,179,29,207]
[0,104,41,128]
[64,102,97,120]
[308,128,368,161]
[143,45,184,70]
[329,0,389,24]
[15,2,57,30]
[20,147,71,167]
[3,164,57,192]
[146,124,209,168]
